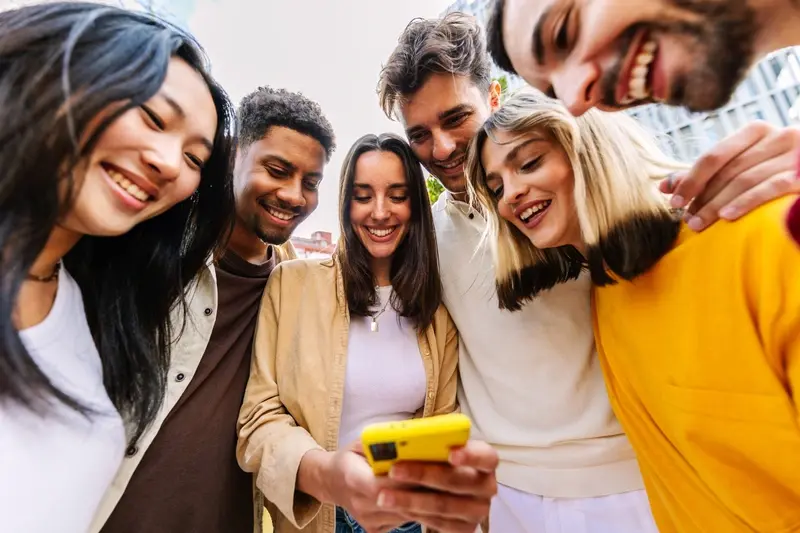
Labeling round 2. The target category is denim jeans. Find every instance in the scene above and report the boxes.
[335,507,422,533]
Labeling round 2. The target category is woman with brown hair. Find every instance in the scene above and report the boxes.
[237,133,459,533]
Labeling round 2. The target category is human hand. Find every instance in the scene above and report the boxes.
[659,121,800,231]
[322,444,411,533]
[375,440,499,533]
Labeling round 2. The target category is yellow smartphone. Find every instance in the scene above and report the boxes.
[361,413,471,475]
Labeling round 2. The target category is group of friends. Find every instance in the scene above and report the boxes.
[2,1,800,533]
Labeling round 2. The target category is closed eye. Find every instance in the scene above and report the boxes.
[521,156,543,172]
[554,10,571,50]
[141,105,165,130]
[186,153,205,170]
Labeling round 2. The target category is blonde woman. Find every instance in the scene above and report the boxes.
[466,89,800,533]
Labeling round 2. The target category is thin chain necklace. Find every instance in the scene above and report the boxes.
[370,288,392,333]
[26,262,61,283]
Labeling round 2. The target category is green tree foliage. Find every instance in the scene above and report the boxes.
[427,176,445,205]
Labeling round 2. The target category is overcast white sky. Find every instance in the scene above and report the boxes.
[188,0,454,239]
[1,0,456,239]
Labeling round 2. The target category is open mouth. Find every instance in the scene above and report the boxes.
[262,204,298,225]
[366,226,398,242]
[518,199,552,227]
[618,31,660,105]
[103,163,154,205]
[432,153,466,175]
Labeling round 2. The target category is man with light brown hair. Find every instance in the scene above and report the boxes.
[378,11,800,532]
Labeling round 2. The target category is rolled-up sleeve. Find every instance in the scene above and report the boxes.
[237,266,324,528]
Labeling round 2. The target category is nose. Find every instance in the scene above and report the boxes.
[276,177,307,208]
[502,175,529,207]
[552,62,602,117]
[431,130,457,161]
[141,140,182,181]
[372,196,391,222]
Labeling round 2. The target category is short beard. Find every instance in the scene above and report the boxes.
[246,212,293,246]
[600,0,757,112]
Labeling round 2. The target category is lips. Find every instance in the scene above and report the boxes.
[514,198,552,229]
[260,202,300,227]
[432,153,466,176]
[615,29,662,106]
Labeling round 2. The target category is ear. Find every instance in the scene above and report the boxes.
[489,80,502,111]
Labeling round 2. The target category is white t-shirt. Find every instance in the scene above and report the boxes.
[431,193,642,499]
[338,286,427,448]
[0,268,125,533]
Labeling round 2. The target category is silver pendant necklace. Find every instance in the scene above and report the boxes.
[370,290,392,333]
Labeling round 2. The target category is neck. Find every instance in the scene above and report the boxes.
[753,0,800,56]
[370,256,392,287]
[31,225,82,278]
[450,190,469,203]
[227,219,271,265]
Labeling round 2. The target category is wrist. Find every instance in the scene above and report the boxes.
[297,449,334,504]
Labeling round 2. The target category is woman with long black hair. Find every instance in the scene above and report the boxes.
[0,3,235,531]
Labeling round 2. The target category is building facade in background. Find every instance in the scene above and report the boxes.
[443,0,800,161]
[291,231,336,258]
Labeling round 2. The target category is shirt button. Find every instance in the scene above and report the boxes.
[204,308,213,316]
[176,373,186,382]
[125,446,138,457]
[468,213,475,219]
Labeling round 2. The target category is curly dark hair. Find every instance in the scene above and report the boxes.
[237,86,336,161]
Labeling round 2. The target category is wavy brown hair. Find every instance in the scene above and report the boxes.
[335,133,441,332]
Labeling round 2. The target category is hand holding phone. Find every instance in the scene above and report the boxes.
[360,413,471,475]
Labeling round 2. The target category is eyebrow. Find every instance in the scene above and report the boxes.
[532,6,552,66]
[353,183,407,190]
[161,92,215,152]
[505,137,546,164]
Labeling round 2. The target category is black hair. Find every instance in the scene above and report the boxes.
[486,0,518,74]
[237,86,336,161]
[0,2,236,441]
[335,133,442,332]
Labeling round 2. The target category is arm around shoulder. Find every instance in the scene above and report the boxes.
[236,265,324,528]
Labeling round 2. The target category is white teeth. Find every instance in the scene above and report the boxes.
[627,39,657,102]
[438,155,465,169]
[519,200,551,222]
[368,227,395,237]
[107,168,150,202]
[266,207,295,221]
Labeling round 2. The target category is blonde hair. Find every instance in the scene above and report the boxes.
[465,89,687,310]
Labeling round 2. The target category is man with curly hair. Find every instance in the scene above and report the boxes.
[92,87,336,533]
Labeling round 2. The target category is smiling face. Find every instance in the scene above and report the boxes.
[399,73,493,194]
[61,57,217,236]
[500,0,756,114]
[349,150,412,263]
[233,126,326,245]
[481,127,581,250]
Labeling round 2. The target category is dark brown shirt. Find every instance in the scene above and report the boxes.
[101,250,276,533]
